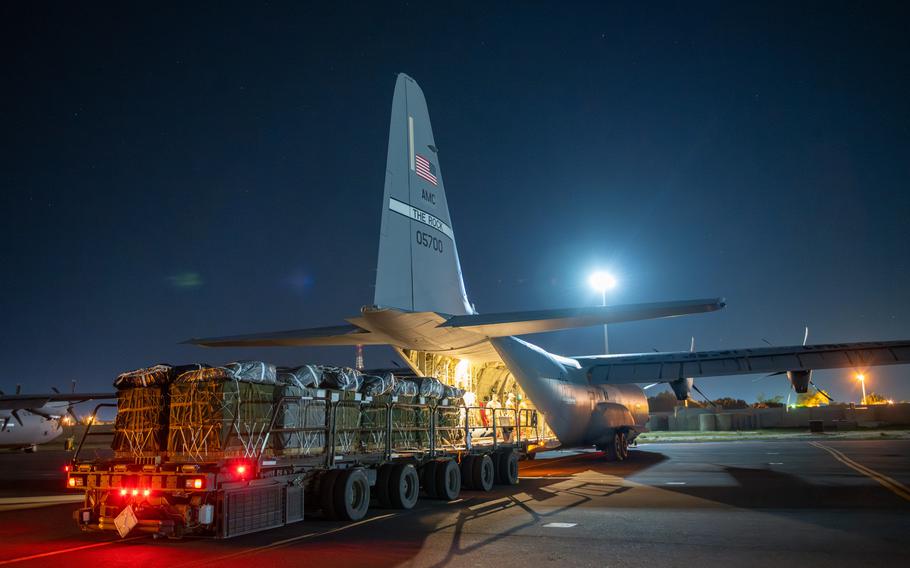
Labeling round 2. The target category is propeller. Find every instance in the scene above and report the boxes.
[810,382,833,402]
[691,382,717,408]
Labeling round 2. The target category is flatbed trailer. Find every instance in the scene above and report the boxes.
[66,389,544,539]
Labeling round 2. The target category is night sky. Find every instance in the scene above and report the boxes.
[3,2,909,404]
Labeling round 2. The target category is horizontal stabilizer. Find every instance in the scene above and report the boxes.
[185,324,382,348]
[440,298,726,337]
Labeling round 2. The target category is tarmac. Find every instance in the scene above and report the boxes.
[0,438,907,567]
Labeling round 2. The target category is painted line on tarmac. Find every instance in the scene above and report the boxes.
[0,495,84,512]
[0,495,84,504]
[175,513,400,567]
[0,537,146,566]
[809,441,910,502]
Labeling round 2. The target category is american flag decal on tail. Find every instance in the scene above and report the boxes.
[415,154,438,186]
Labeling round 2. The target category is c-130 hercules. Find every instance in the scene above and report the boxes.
[190,74,910,460]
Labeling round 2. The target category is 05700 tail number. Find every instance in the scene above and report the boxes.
[416,230,443,253]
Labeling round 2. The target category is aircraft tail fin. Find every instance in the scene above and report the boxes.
[374,74,473,316]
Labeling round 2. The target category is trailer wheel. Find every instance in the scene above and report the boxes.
[421,460,439,498]
[460,456,476,490]
[333,468,370,522]
[389,463,419,510]
[497,450,519,485]
[472,454,495,491]
[320,469,343,520]
[375,463,394,508]
[435,459,461,500]
[491,451,503,484]
[618,432,630,460]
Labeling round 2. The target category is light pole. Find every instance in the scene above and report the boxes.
[856,373,867,405]
[588,271,617,354]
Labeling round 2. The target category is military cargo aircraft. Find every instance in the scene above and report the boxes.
[0,386,114,451]
[190,74,910,460]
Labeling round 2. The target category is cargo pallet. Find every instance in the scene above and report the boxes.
[66,390,543,539]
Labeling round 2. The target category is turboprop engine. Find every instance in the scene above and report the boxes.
[669,377,693,401]
[786,370,811,393]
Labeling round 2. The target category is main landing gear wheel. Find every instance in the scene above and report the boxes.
[618,432,630,460]
[472,454,495,491]
[389,463,420,510]
[602,431,628,462]
[434,459,461,500]
[333,468,370,522]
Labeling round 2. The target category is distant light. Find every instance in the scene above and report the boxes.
[131,489,139,497]
[236,465,247,476]
[120,489,128,496]
[142,489,151,497]
[588,271,617,293]
[856,373,865,382]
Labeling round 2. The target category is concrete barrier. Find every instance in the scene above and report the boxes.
[649,403,910,432]
[699,414,716,431]
[648,414,669,431]
[716,413,733,431]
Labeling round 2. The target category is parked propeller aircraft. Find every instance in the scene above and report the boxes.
[189,73,910,460]
[0,386,114,451]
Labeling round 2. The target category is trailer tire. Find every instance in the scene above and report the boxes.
[421,460,439,498]
[435,459,461,500]
[618,432,630,460]
[389,463,420,510]
[497,450,519,486]
[333,468,370,522]
[491,451,503,484]
[375,463,394,508]
[472,454,495,491]
[320,469,343,520]
[460,456,476,490]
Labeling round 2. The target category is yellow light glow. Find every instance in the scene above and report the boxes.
[856,373,865,382]
[454,359,470,388]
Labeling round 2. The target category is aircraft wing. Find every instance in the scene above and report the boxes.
[580,340,910,384]
[186,324,385,348]
[440,298,726,337]
[0,392,116,410]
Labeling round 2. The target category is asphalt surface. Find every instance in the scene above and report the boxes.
[0,439,907,567]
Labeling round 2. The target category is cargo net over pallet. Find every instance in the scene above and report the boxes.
[112,364,202,459]
[167,366,277,462]
[109,362,467,463]
[273,386,327,457]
